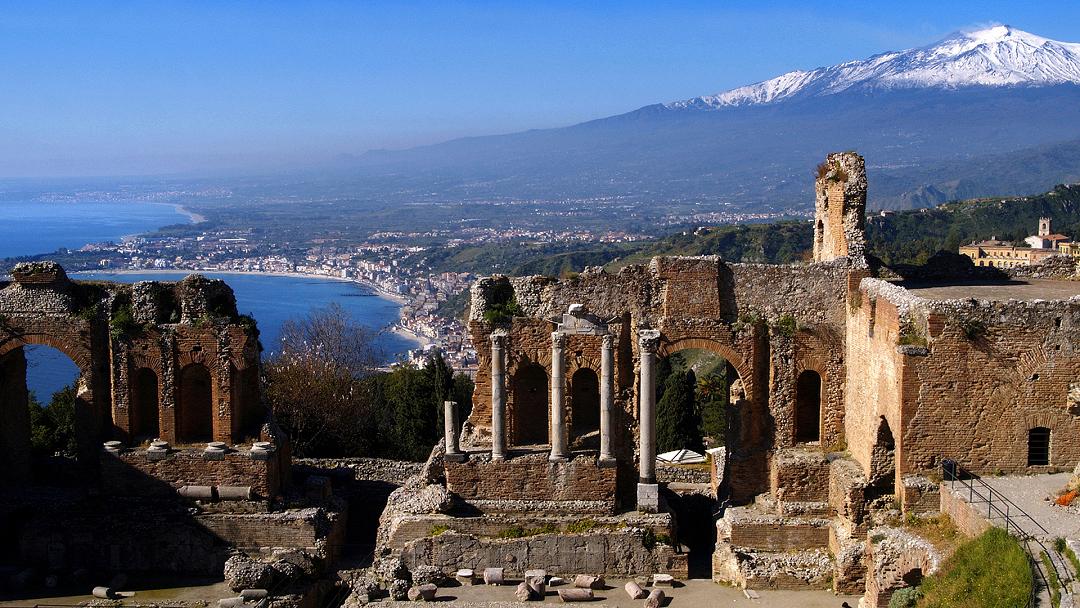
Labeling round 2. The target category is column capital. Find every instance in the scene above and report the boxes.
[551,331,567,349]
[637,329,661,354]
[601,333,615,349]
[490,330,508,349]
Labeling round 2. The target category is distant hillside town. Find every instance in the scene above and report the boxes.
[960,217,1076,269]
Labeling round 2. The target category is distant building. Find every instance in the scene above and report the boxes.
[959,217,1072,268]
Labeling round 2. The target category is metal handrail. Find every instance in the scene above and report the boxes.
[942,460,1069,606]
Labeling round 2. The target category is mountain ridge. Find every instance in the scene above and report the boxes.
[666,25,1080,109]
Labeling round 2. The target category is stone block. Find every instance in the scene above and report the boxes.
[515,581,533,601]
[652,573,674,587]
[637,483,659,513]
[455,569,475,585]
[407,583,437,601]
[526,575,547,597]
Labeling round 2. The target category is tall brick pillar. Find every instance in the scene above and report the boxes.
[813,151,867,265]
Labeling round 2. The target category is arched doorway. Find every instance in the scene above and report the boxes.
[570,368,600,449]
[795,370,822,443]
[0,344,88,484]
[178,363,214,443]
[868,416,896,498]
[1028,427,1051,466]
[130,367,160,442]
[512,363,548,446]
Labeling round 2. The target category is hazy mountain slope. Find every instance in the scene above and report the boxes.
[349,26,1080,211]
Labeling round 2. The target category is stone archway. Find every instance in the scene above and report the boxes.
[511,363,549,446]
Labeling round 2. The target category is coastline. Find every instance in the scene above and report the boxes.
[72,268,431,348]
[171,203,207,224]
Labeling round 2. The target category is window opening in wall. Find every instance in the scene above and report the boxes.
[1028,427,1051,466]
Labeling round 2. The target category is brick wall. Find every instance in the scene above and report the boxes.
[104,447,281,498]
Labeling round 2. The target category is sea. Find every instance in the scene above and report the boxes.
[0,201,419,400]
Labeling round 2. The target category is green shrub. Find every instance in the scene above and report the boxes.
[917,528,1032,608]
[774,314,797,338]
[889,586,922,608]
[429,524,450,536]
[1042,550,1062,608]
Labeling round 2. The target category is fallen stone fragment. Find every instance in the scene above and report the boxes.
[625,581,647,599]
[549,576,565,586]
[483,567,504,585]
[91,587,114,599]
[644,588,666,608]
[557,588,593,602]
[240,589,268,600]
[526,575,547,597]
[218,597,245,608]
[743,588,760,599]
[573,574,604,589]
[455,568,475,585]
[407,583,437,601]
[515,582,534,601]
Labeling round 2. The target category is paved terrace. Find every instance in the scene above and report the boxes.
[900,278,1080,302]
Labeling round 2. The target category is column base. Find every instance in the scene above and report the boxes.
[491,452,506,462]
[445,452,467,463]
[597,456,617,468]
[637,483,660,513]
[548,454,568,463]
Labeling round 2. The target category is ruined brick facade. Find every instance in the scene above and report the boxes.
[0,262,265,485]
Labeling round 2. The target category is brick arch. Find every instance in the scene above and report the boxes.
[657,336,754,400]
[177,349,209,369]
[566,354,601,377]
[0,331,93,376]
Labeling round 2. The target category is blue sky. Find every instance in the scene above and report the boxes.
[1,1,1077,177]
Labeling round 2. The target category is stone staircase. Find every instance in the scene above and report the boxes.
[711,447,866,591]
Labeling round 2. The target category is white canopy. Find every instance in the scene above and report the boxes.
[656,449,707,464]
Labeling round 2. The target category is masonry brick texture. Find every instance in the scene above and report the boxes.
[445,452,616,508]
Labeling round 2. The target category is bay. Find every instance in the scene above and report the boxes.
[28,272,419,401]
[0,201,190,259]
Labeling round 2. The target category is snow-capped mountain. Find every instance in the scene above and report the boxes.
[669,25,1080,109]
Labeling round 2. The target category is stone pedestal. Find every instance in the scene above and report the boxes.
[637,483,659,513]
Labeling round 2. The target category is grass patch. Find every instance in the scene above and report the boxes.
[429,524,450,536]
[903,513,961,554]
[1042,550,1062,608]
[495,523,559,539]
[917,528,1032,608]
[1058,537,1080,575]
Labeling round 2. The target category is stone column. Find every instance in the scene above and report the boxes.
[443,400,462,461]
[490,332,507,461]
[637,329,661,512]
[549,331,568,462]
[599,333,616,465]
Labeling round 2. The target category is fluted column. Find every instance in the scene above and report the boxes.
[490,332,507,461]
[599,333,616,465]
[549,331,568,462]
[637,329,661,512]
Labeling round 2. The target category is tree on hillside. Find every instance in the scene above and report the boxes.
[29,385,78,459]
[385,364,438,461]
[656,369,704,453]
[697,368,729,446]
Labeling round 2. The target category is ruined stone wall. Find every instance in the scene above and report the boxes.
[902,296,1080,476]
[444,452,617,511]
[845,280,907,484]
[400,530,681,577]
[0,263,265,487]
[813,152,867,265]
[103,447,282,499]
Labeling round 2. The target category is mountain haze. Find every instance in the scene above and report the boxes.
[352,26,1080,211]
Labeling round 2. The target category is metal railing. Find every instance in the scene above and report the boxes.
[942,459,1069,607]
